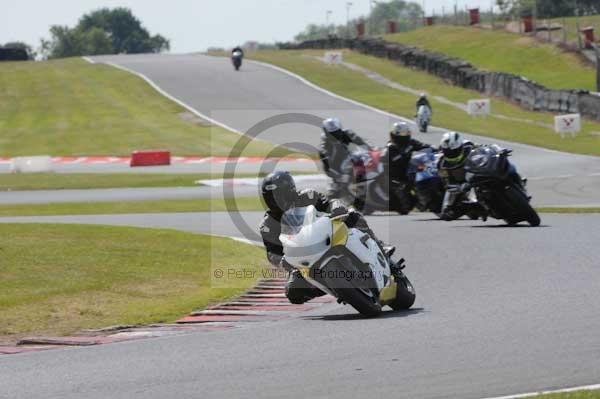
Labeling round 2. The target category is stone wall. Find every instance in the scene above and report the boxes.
[280,38,600,121]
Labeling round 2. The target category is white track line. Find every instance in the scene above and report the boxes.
[103,60,247,136]
[481,383,600,399]
[247,58,600,160]
[248,59,417,126]
[83,54,600,161]
[83,56,265,143]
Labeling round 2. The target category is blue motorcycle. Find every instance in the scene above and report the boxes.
[408,148,445,216]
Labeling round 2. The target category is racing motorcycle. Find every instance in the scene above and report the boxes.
[408,148,444,215]
[279,205,415,316]
[464,145,540,227]
[416,105,431,133]
[232,50,243,71]
[349,148,413,215]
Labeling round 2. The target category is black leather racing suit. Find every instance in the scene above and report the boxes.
[259,189,382,304]
[381,139,432,213]
[319,129,370,199]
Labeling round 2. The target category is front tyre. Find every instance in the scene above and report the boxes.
[505,187,541,227]
[390,272,416,311]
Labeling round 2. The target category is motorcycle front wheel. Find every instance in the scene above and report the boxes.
[504,186,541,227]
[389,272,416,311]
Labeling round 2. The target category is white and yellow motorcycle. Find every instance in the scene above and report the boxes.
[279,206,415,316]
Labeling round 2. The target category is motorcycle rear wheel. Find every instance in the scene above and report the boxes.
[322,261,382,317]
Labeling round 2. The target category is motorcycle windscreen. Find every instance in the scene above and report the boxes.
[465,146,507,177]
[281,206,314,236]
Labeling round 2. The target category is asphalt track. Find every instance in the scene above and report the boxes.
[1,212,600,399]
[3,53,599,206]
[2,54,600,399]
[87,53,600,208]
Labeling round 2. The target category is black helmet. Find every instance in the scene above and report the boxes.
[261,171,297,213]
[390,122,412,146]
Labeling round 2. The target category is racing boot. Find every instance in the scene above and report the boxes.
[285,270,326,304]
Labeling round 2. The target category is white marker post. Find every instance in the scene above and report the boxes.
[9,156,54,173]
[324,51,343,65]
[467,99,491,117]
[554,114,581,138]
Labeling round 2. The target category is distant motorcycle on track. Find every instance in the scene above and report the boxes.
[232,50,243,71]
[416,105,431,133]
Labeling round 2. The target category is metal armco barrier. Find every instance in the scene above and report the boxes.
[130,150,171,167]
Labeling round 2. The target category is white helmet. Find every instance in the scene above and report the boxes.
[440,132,465,160]
[322,117,342,134]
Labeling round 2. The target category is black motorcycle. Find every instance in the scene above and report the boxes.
[464,145,540,227]
[232,51,243,71]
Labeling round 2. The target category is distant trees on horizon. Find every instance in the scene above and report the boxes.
[39,8,170,59]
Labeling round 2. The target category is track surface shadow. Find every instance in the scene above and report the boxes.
[303,307,426,321]
[452,223,551,229]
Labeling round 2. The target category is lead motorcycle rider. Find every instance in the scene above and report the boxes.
[438,132,526,221]
[438,132,488,221]
[382,122,432,208]
[259,171,395,304]
[319,117,372,200]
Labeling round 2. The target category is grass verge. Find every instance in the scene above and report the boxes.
[0,198,596,218]
[0,197,265,217]
[532,389,600,398]
[385,25,595,91]
[0,58,283,157]
[0,224,267,344]
[536,207,600,214]
[0,172,291,191]
[249,50,600,157]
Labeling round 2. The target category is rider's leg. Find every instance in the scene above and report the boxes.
[345,211,393,255]
[507,164,525,188]
[285,271,326,304]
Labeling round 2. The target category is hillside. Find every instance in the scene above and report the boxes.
[0,58,277,157]
[385,25,595,91]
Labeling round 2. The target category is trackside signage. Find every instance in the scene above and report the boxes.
[554,113,581,138]
[467,99,491,116]
[324,51,343,65]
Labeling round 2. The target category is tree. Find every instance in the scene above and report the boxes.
[1,41,36,60]
[294,24,341,42]
[44,8,170,59]
[292,0,424,42]
[496,0,599,18]
[369,0,423,34]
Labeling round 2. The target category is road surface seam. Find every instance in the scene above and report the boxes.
[480,383,600,399]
